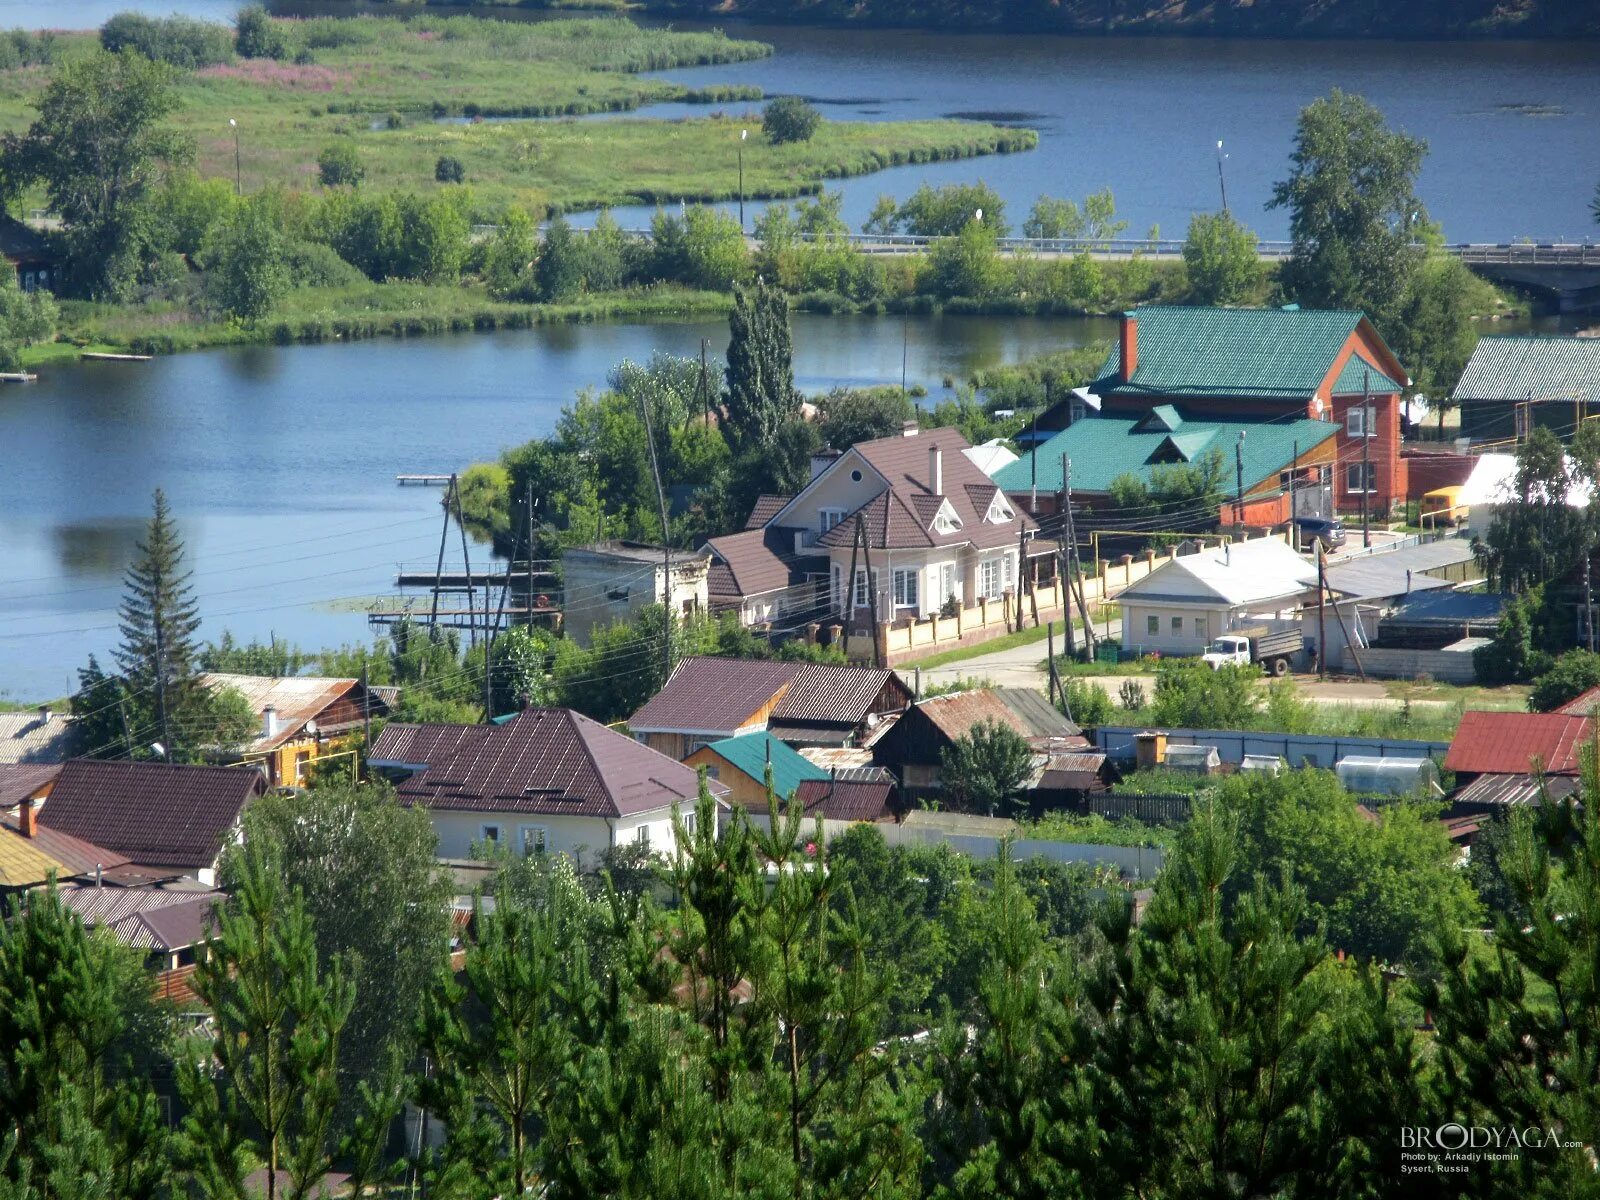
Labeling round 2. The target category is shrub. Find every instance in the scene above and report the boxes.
[1061,677,1112,727]
[434,155,466,184]
[101,12,233,68]
[282,240,364,288]
[762,95,821,144]
[1529,649,1600,712]
[317,141,364,189]
[234,6,288,60]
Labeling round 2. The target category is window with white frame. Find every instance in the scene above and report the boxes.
[1195,618,1206,637]
[892,567,919,609]
[1171,616,1183,635]
[979,557,1003,600]
[683,811,696,836]
[1003,553,1015,592]
[1346,406,1376,438]
[832,564,843,608]
[635,825,651,848]
[1146,614,1159,635]
[1347,463,1376,493]
[853,567,879,609]
[939,562,959,607]
[519,826,546,857]
[820,507,846,533]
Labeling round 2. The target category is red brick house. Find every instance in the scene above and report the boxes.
[1080,307,1411,518]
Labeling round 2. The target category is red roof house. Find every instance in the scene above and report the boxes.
[1444,710,1594,778]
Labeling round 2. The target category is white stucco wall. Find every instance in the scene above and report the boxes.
[1118,601,1225,657]
[426,803,691,868]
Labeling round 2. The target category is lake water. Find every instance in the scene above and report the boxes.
[0,0,1596,697]
[0,313,1110,699]
[1,2,1595,240]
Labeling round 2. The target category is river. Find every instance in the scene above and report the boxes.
[0,313,1111,700]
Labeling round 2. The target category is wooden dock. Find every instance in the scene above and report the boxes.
[394,568,558,589]
[368,605,561,631]
[80,351,152,362]
[0,372,37,383]
[396,474,452,486]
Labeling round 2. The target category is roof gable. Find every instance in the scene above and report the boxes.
[628,657,801,735]
[699,732,828,801]
[1330,350,1403,397]
[1119,538,1317,607]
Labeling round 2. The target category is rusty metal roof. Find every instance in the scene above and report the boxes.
[1557,686,1600,717]
[199,673,367,753]
[1444,711,1594,776]
[1450,772,1582,809]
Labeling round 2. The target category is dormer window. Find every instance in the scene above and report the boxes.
[931,499,963,535]
[984,493,1014,523]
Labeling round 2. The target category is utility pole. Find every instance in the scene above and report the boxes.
[737,128,748,231]
[1289,439,1299,523]
[843,517,862,626]
[1361,371,1372,549]
[427,479,452,642]
[525,482,537,628]
[637,392,674,684]
[1030,411,1038,511]
[230,118,241,196]
[1587,553,1596,654]
[1062,457,1096,659]
[1215,139,1229,213]
[153,617,171,758]
[1316,541,1327,680]
[1057,453,1077,660]
[117,694,134,759]
[859,516,883,669]
[901,318,909,399]
[698,338,711,427]
[361,664,372,749]
[1234,430,1246,529]
[451,475,476,650]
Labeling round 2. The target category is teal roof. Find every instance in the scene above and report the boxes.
[992,410,1340,495]
[1452,335,1600,405]
[701,732,828,799]
[1331,351,1403,396]
[1092,306,1405,400]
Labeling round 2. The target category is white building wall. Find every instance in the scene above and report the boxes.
[562,553,709,647]
[1119,602,1228,657]
[425,804,688,868]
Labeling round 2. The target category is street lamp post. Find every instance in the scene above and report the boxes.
[1215,139,1229,213]
[229,118,240,196]
[738,128,748,231]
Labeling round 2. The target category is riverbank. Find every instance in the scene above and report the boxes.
[318,0,1600,39]
[0,16,1029,214]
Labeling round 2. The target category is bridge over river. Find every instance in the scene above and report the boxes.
[602,227,1600,313]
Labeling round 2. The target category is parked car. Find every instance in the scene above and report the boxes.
[1294,515,1346,551]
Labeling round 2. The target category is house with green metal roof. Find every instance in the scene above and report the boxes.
[1452,335,1600,444]
[1022,306,1412,520]
[993,406,1340,528]
[683,731,829,815]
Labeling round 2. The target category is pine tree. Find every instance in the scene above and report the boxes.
[179,846,354,1200]
[1427,758,1600,1196]
[113,488,202,755]
[723,277,799,454]
[0,886,168,1200]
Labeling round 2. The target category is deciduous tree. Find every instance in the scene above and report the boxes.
[724,276,800,452]
[940,718,1035,815]
[1181,209,1262,305]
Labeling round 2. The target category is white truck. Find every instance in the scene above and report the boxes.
[1201,627,1303,677]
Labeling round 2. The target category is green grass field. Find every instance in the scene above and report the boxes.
[0,16,1033,215]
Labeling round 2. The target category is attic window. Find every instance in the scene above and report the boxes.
[851,469,863,482]
[1134,406,1184,434]
[984,493,1014,523]
[932,501,963,534]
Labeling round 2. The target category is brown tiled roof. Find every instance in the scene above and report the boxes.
[368,722,492,770]
[705,529,799,599]
[109,894,220,952]
[37,760,265,870]
[0,763,60,806]
[812,427,1035,552]
[628,658,907,736]
[375,709,721,818]
[628,658,801,735]
[744,495,792,530]
[793,777,895,822]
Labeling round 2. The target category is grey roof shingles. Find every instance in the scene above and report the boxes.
[0,713,80,765]
[373,708,720,818]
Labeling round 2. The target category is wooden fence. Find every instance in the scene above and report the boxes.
[1090,792,1194,824]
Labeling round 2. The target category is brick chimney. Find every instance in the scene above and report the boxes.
[929,445,943,496]
[1119,310,1139,381]
[18,794,36,838]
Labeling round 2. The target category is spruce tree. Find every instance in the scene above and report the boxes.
[114,488,202,755]
[723,277,799,454]
[179,846,354,1200]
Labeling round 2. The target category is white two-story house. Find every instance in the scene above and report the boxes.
[745,426,1051,631]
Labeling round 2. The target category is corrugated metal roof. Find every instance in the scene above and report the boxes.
[1322,538,1478,602]
[108,894,219,951]
[0,825,66,888]
[994,688,1082,737]
[1331,351,1404,396]
[994,410,1339,497]
[1557,686,1600,716]
[1386,589,1511,625]
[0,814,129,877]
[0,763,60,806]
[695,732,828,801]
[0,712,79,765]
[56,881,220,926]
[1087,307,1402,400]
[200,674,363,753]
[792,777,894,822]
[629,657,905,736]
[1452,335,1600,404]
[1444,711,1594,776]
[776,662,906,725]
[1451,772,1581,809]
